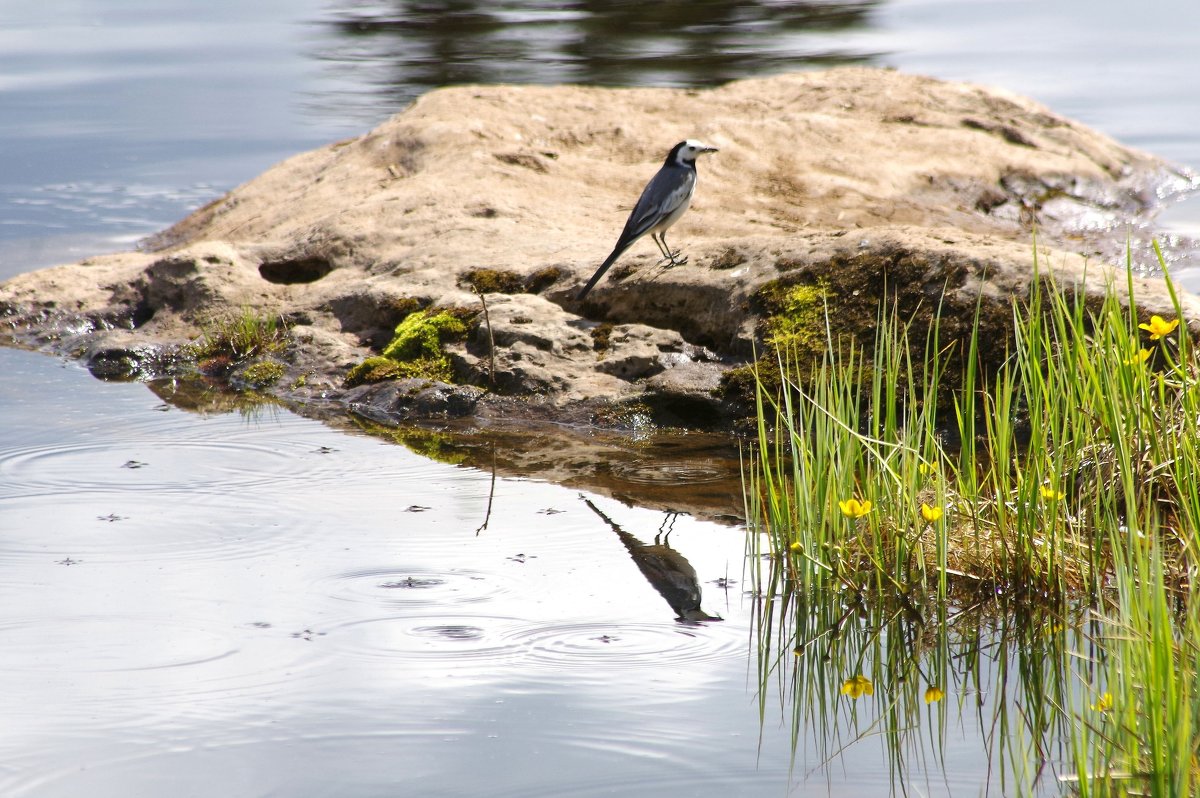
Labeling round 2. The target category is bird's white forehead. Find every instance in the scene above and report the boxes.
[682,138,714,149]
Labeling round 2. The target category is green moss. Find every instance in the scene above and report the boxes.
[718,281,827,406]
[382,309,468,360]
[385,296,424,323]
[757,281,827,356]
[345,308,475,387]
[344,356,403,387]
[239,360,286,388]
[591,322,614,355]
[461,268,525,294]
[525,266,563,293]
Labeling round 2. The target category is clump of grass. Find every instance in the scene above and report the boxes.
[190,308,289,364]
[747,248,1196,599]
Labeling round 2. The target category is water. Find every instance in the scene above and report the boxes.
[3,1,1198,794]
[0,346,1020,797]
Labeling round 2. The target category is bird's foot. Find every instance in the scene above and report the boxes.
[663,251,688,267]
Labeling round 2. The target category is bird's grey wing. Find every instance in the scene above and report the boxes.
[615,167,695,245]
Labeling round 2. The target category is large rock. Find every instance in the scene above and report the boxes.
[1,67,1196,429]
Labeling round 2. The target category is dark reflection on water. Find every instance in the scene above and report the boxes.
[311,0,882,119]
[344,414,747,524]
[582,497,723,622]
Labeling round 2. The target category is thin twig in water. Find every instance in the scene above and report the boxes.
[475,443,497,535]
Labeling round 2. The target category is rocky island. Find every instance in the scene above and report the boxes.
[2,67,1197,433]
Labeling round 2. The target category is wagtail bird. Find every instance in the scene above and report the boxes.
[576,139,719,301]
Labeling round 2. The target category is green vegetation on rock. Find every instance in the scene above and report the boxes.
[718,279,827,406]
[238,360,286,388]
[190,307,289,363]
[345,308,475,387]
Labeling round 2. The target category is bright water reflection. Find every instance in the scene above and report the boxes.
[0,346,1091,796]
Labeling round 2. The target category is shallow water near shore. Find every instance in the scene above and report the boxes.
[0,346,1095,795]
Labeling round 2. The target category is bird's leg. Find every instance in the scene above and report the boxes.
[651,233,673,262]
[658,232,687,266]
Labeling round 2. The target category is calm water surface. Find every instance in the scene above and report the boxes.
[3,1,1198,795]
[0,346,1029,796]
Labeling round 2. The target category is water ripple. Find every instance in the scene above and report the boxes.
[509,620,744,669]
[0,616,236,674]
[325,614,744,672]
[0,439,331,498]
[320,567,515,608]
[609,460,731,487]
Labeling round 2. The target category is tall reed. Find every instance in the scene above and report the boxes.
[747,244,1200,794]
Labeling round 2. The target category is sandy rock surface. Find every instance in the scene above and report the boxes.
[2,67,1197,431]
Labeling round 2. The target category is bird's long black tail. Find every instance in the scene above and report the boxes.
[576,244,627,301]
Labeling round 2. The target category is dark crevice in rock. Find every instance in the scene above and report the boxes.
[259,257,334,285]
[641,394,727,430]
[130,300,156,328]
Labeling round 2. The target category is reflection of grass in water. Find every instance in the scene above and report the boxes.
[348,416,471,466]
[747,243,1200,793]
[755,586,1089,794]
[147,375,282,419]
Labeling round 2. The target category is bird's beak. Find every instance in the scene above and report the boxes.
[701,144,720,154]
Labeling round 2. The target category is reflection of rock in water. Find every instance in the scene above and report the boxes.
[582,496,721,624]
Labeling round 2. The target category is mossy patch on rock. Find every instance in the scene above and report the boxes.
[345,308,476,387]
[524,266,563,294]
[461,268,525,294]
[758,281,827,356]
[718,245,1022,416]
[344,356,406,387]
[590,322,614,355]
[460,266,563,295]
[238,359,286,388]
[382,308,469,360]
[717,280,827,407]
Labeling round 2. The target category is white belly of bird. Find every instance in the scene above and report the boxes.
[648,179,696,235]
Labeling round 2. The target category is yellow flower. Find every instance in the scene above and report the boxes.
[841,674,873,699]
[838,498,873,518]
[788,541,802,552]
[1039,484,1065,501]
[1091,691,1113,713]
[1139,315,1179,340]
[918,462,938,476]
[1123,348,1151,366]
[920,503,944,523]
[924,686,945,704]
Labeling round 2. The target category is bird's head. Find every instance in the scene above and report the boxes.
[667,139,719,166]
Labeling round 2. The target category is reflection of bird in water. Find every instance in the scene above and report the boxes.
[581,496,722,624]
